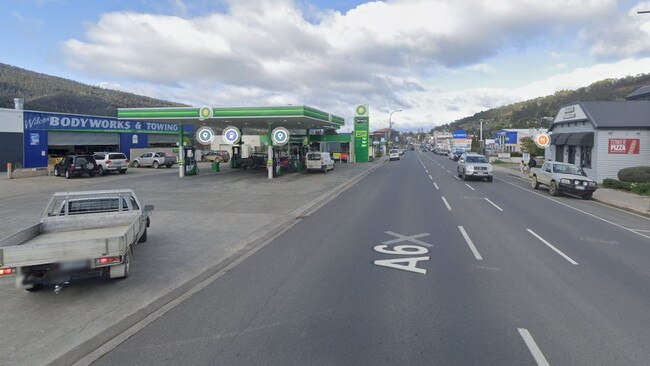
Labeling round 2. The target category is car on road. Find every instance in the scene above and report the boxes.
[306,152,335,172]
[457,153,494,182]
[530,161,597,199]
[93,152,129,175]
[132,152,177,168]
[389,149,400,161]
[201,150,230,163]
[449,150,464,161]
[53,155,99,179]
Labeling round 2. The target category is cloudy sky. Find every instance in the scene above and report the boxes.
[2,0,650,131]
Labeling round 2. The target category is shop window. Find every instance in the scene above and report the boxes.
[568,145,576,164]
[555,146,563,162]
[580,146,592,168]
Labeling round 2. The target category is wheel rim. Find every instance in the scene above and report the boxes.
[532,177,537,187]
[550,182,556,194]
[98,166,103,175]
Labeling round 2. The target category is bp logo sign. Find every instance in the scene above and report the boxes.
[196,126,215,144]
[356,104,368,116]
[222,126,241,144]
[271,127,290,146]
[534,133,551,148]
[198,106,213,120]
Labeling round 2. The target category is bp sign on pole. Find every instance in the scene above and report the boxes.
[354,104,369,162]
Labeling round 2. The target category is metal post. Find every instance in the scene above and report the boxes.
[267,125,273,180]
[178,125,185,178]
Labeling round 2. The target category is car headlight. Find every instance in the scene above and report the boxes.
[573,180,580,185]
[582,181,588,186]
[560,178,571,184]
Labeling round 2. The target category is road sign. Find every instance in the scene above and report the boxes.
[534,133,550,148]
[271,127,290,146]
[222,126,241,144]
[195,126,215,144]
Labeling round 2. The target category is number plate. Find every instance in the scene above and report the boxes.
[60,260,88,271]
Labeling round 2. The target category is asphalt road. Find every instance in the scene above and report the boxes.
[93,150,650,366]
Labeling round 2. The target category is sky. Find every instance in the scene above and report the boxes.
[2,0,650,132]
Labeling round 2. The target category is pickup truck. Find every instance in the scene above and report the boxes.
[132,152,177,168]
[240,152,268,170]
[0,190,152,292]
[530,161,597,199]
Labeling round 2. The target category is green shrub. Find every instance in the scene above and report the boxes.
[602,178,650,195]
[617,166,650,183]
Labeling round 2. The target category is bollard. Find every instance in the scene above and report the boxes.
[215,162,220,172]
[6,162,12,179]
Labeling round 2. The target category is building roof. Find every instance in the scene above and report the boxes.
[551,101,650,130]
[626,85,650,100]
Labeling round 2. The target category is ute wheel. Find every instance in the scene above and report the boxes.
[582,192,593,200]
[487,176,493,182]
[463,170,469,181]
[138,228,148,243]
[54,167,59,177]
[166,164,173,168]
[531,176,539,189]
[153,161,160,169]
[457,168,462,178]
[133,161,140,168]
[98,166,104,175]
[119,169,127,174]
[549,181,559,196]
[25,283,43,292]
[65,170,72,179]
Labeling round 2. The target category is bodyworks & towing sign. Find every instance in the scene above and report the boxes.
[24,112,180,134]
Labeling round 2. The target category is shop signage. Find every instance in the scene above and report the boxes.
[23,112,181,134]
[608,138,640,154]
[453,129,467,139]
[354,105,370,162]
[30,133,40,145]
[534,133,550,148]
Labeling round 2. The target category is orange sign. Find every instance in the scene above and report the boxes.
[535,133,550,148]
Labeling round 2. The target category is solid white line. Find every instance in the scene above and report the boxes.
[433,182,439,190]
[465,183,475,191]
[441,196,452,211]
[518,328,551,366]
[458,226,483,260]
[527,229,579,265]
[428,174,433,180]
[495,176,650,240]
[484,198,503,211]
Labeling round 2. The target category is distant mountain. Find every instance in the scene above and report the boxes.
[434,73,650,137]
[0,63,187,116]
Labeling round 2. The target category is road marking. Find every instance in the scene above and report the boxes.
[383,231,434,247]
[458,226,483,260]
[518,328,551,366]
[527,229,578,265]
[465,183,475,191]
[484,198,503,211]
[433,182,439,190]
[428,174,433,180]
[496,176,650,240]
[441,196,452,211]
[455,176,460,180]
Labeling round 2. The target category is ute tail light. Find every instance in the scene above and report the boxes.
[95,256,122,266]
[0,268,15,276]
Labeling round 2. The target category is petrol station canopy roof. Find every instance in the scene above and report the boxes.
[117,105,345,131]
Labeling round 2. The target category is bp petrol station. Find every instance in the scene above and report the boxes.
[117,105,363,179]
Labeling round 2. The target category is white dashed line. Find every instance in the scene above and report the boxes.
[458,226,483,260]
[518,328,551,366]
[441,196,452,211]
[433,183,439,190]
[484,198,503,211]
[464,183,475,191]
[428,174,433,180]
[454,176,461,180]
[526,229,579,265]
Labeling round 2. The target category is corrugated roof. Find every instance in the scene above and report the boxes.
[552,101,650,129]
[626,85,650,100]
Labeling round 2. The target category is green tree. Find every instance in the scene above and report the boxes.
[470,137,480,152]
[520,136,544,156]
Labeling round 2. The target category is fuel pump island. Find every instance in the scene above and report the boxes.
[117,106,347,179]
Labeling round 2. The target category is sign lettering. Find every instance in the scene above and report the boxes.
[608,138,640,154]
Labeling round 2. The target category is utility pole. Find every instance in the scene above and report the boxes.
[388,109,403,146]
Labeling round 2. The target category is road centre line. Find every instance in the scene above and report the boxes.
[465,183,475,191]
[429,174,433,180]
[495,176,650,240]
[441,196,452,211]
[484,198,503,211]
[518,328,551,366]
[455,176,461,180]
[458,226,483,260]
[434,183,439,190]
[527,229,579,265]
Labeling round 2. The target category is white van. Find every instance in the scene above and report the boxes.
[306,152,335,172]
[389,149,400,161]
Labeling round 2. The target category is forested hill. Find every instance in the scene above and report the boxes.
[0,63,187,116]
[435,73,650,135]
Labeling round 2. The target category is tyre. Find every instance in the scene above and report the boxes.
[153,161,160,169]
[531,176,539,189]
[25,283,43,292]
[119,169,127,174]
[322,165,327,173]
[457,168,462,178]
[133,161,140,168]
[65,170,72,179]
[582,192,593,200]
[166,164,172,168]
[463,170,469,181]
[487,176,493,182]
[138,228,148,243]
[54,167,59,177]
[549,181,559,196]
[98,166,104,175]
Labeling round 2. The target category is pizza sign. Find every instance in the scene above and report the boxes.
[608,139,640,154]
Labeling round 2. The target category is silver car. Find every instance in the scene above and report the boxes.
[457,153,494,182]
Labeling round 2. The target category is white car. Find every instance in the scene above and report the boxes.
[457,153,494,182]
[93,152,129,175]
[306,152,335,172]
[389,149,400,161]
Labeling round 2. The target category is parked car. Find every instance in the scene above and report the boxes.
[132,152,177,168]
[93,152,129,175]
[202,150,230,163]
[241,152,268,169]
[530,161,597,199]
[449,150,464,161]
[457,153,494,182]
[306,152,335,172]
[53,155,99,179]
[389,148,400,161]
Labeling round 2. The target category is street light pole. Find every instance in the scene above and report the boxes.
[388,109,403,146]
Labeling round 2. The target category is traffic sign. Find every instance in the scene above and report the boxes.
[195,126,215,144]
[534,133,550,148]
[271,127,290,146]
[222,126,241,144]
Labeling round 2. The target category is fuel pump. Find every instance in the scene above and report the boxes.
[183,146,198,175]
[231,145,242,168]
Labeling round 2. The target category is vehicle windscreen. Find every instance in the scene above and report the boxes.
[466,156,488,163]
[553,164,584,175]
[108,153,127,160]
[389,149,399,154]
[307,153,322,160]
[75,157,93,164]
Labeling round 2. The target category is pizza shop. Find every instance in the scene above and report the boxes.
[0,107,193,169]
[547,91,650,182]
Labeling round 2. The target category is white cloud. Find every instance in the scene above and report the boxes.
[465,64,497,75]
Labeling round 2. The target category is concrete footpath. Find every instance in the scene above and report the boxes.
[0,159,386,366]
[493,163,650,217]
